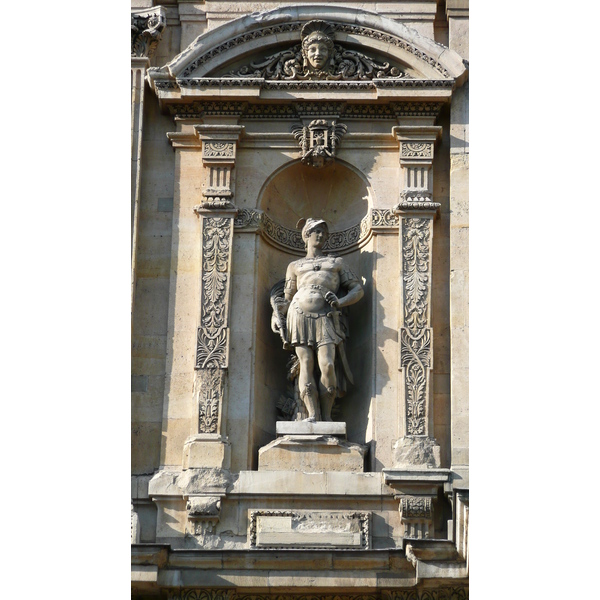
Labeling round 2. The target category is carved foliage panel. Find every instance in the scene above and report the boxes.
[400,218,433,436]
[197,217,234,370]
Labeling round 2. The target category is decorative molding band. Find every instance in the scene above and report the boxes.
[235,209,398,251]
[172,78,453,91]
[395,201,441,211]
[371,209,400,228]
[383,589,468,600]
[168,101,444,120]
[167,589,468,600]
[181,22,452,79]
[131,7,167,58]
[196,217,233,369]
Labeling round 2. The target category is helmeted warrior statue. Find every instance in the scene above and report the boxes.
[271,218,364,422]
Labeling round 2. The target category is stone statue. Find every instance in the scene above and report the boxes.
[271,219,364,422]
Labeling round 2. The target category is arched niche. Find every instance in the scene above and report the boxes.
[260,159,370,231]
[250,160,374,466]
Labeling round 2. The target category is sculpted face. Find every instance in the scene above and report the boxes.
[307,225,329,248]
[306,41,330,70]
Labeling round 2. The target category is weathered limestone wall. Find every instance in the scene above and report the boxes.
[131,1,469,593]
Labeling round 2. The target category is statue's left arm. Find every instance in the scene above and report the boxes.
[325,260,363,309]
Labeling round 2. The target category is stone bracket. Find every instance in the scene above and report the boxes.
[399,495,434,540]
[186,495,223,535]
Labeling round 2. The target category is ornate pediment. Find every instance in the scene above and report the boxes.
[147,6,468,103]
[225,20,409,81]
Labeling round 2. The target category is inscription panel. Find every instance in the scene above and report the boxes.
[250,510,370,549]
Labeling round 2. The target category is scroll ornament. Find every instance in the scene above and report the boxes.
[227,20,409,81]
[131,10,166,58]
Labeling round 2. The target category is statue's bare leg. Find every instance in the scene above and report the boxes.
[296,345,320,421]
[317,343,337,421]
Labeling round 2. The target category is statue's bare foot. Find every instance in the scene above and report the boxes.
[303,416,317,423]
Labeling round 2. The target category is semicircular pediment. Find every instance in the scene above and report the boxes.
[150,5,467,94]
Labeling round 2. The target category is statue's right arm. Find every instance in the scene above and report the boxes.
[282,262,297,314]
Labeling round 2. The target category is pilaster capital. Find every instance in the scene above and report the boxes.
[194,124,245,143]
[446,0,469,18]
[392,125,442,146]
[131,7,167,58]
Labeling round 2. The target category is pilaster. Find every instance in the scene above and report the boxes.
[391,125,442,469]
[131,7,167,324]
[182,124,244,470]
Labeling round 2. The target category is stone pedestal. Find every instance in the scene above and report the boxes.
[259,422,365,472]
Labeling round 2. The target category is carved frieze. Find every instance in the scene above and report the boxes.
[196,217,233,370]
[383,589,468,600]
[401,142,434,159]
[168,592,467,600]
[229,20,408,81]
[131,8,166,58]
[168,101,443,120]
[291,119,347,168]
[203,142,235,159]
[371,209,400,228]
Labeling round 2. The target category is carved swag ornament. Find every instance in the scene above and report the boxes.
[228,20,409,81]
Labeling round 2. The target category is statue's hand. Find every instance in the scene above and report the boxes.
[271,314,280,333]
[325,291,340,309]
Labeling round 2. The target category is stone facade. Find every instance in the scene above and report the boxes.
[131,1,469,597]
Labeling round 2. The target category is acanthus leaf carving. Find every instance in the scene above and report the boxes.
[131,9,166,58]
[401,218,432,436]
[196,217,232,370]
[226,20,409,81]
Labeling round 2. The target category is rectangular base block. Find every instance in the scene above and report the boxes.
[183,436,231,469]
[276,421,346,437]
[258,435,366,472]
